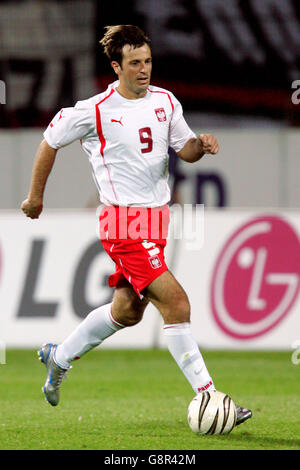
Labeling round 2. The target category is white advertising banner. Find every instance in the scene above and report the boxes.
[1,208,300,350]
[1,128,300,210]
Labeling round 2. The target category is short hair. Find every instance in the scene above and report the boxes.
[99,25,151,65]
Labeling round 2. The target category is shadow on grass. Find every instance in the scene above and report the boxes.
[215,431,300,449]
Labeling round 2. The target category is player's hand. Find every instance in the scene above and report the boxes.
[21,198,43,219]
[198,134,219,155]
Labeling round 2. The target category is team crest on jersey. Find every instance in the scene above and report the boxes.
[155,108,166,122]
[149,255,162,269]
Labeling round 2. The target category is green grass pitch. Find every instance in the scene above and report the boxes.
[0,349,299,450]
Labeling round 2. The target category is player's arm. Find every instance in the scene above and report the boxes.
[21,139,57,219]
[177,134,219,163]
[21,102,92,219]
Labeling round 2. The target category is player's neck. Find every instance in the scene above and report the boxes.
[116,84,147,100]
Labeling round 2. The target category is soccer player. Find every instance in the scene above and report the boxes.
[21,25,251,425]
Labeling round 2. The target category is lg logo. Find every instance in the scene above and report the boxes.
[211,215,300,340]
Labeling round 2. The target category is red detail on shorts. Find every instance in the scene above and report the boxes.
[148,88,174,111]
[102,242,167,298]
[95,89,119,202]
[197,381,213,392]
[50,123,53,127]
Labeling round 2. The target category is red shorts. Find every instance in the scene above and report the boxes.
[99,205,169,298]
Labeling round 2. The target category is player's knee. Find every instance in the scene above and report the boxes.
[119,303,145,327]
[164,292,191,323]
[121,312,142,327]
[173,296,190,322]
[113,296,148,327]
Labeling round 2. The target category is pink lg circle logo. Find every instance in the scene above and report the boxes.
[210,215,300,339]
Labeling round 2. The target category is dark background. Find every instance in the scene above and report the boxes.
[1,0,300,128]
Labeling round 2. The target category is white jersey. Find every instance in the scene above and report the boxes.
[44,81,196,207]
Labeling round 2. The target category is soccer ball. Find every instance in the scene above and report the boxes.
[187,390,237,435]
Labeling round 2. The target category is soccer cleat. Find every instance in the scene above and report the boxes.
[38,343,70,406]
[235,405,252,425]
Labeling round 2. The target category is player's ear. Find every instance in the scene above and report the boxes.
[111,61,122,75]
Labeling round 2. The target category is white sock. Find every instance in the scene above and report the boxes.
[54,303,124,369]
[164,322,215,394]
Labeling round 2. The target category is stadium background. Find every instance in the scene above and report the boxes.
[1,0,300,352]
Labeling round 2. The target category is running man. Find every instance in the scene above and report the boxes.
[21,25,251,425]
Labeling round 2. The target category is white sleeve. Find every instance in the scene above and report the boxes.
[169,94,196,153]
[43,100,94,149]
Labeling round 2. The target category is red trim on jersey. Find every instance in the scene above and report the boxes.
[95,89,119,202]
[148,88,174,111]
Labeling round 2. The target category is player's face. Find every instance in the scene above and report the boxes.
[113,43,152,99]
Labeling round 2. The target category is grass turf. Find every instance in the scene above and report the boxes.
[0,349,299,450]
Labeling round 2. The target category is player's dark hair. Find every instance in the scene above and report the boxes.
[99,25,151,66]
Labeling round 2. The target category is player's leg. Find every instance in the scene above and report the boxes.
[54,278,147,368]
[39,279,148,406]
[111,278,149,326]
[143,270,215,394]
[144,270,252,425]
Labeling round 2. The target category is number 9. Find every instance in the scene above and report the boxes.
[139,127,153,154]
